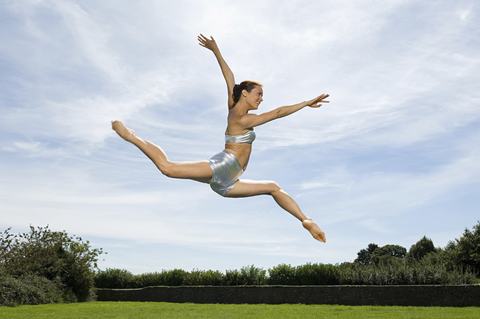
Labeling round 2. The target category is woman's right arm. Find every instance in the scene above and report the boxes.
[198,34,235,108]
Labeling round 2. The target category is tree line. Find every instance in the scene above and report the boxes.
[352,222,480,276]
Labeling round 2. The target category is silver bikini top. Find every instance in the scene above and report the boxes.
[225,131,256,144]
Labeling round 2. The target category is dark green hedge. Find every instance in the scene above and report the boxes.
[94,260,476,289]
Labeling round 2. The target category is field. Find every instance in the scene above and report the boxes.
[0,302,479,318]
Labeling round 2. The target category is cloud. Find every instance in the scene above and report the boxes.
[358,218,393,235]
[459,4,474,22]
[1,0,479,272]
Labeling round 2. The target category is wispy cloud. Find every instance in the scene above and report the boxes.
[1,0,479,272]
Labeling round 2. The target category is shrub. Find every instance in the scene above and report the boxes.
[223,269,242,286]
[240,265,266,285]
[162,269,187,286]
[296,263,340,285]
[183,269,224,286]
[94,258,476,289]
[268,263,340,285]
[268,264,297,285]
[200,270,224,286]
[223,265,266,286]
[132,272,166,288]
[0,226,103,303]
[339,259,475,285]
[0,273,72,306]
[94,268,134,289]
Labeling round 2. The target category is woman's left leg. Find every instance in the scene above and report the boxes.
[225,180,326,242]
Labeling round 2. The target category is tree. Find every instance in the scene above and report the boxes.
[354,243,379,265]
[407,236,436,262]
[370,244,407,265]
[445,221,480,275]
[0,225,103,302]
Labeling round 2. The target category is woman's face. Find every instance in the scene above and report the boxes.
[244,86,263,110]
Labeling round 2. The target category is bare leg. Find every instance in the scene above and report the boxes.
[226,180,326,243]
[111,121,212,183]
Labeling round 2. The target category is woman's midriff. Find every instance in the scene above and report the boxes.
[224,143,252,170]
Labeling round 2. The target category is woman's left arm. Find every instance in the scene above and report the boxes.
[236,94,330,129]
[198,34,235,108]
[276,94,330,118]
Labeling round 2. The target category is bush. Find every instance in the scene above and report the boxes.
[339,258,475,285]
[94,256,476,289]
[132,272,166,288]
[239,265,266,285]
[200,270,224,285]
[223,265,266,286]
[267,264,297,285]
[223,269,242,286]
[183,269,224,286]
[296,263,340,285]
[268,263,340,285]
[95,268,212,288]
[94,268,134,289]
[0,273,73,306]
[0,226,103,304]
[163,269,187,286]
[95,265,267,288]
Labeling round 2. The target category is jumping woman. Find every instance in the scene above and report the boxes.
[112,34,329,242]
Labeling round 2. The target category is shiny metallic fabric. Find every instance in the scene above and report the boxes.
[207,151,244,196]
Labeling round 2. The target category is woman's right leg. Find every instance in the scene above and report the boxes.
[112,121,212,183]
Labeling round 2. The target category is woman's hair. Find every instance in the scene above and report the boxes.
[232,80,262,106]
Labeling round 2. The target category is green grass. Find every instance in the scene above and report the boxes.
[0,302,479,318]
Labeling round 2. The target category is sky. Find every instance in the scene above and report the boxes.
[1,0,479,274]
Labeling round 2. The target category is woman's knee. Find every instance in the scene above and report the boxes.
[267,181,282,193]
[157,161,176,178]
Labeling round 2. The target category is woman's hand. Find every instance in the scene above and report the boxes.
[306,94,330,108]
[198,34,218,52]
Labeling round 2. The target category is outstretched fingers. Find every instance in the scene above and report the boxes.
[198,34,216,51]
[198,34,207,47]
[308,94,330,108]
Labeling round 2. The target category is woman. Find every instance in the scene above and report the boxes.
[112,34,329,242]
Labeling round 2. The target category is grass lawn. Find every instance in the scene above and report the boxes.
[0,302,479,318]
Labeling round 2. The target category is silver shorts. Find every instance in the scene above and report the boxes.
[207,151,244,197]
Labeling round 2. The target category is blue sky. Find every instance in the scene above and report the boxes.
[1,0,479,274]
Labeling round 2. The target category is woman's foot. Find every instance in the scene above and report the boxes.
[112,120,136,142]
[302,218,326,243]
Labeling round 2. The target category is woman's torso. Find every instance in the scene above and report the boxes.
[224,131,254,169]
[224,110,255,168]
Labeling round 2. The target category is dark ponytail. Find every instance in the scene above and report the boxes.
[232,80,262,106]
